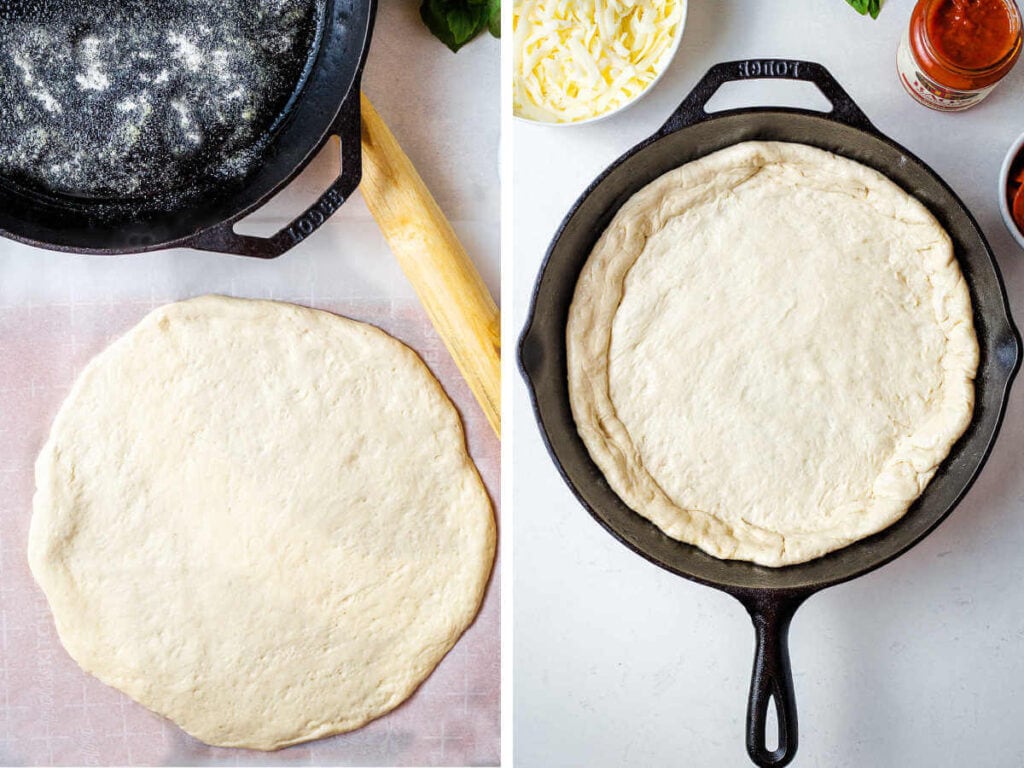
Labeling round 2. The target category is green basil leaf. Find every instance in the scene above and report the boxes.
[488,0,501,37]
[447,4,486,44]
[845,0,881,17]
[420,0,498,51]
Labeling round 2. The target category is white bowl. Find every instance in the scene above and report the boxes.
[513,0,688,127]
[998,130,1024,250]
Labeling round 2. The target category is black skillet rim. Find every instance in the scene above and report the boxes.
[519,103,1021,598]
[0,0,376,257]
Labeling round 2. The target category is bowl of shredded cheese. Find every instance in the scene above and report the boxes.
[513,0,686,125]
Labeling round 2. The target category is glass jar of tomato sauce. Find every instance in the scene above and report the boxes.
[898,0,1023,111]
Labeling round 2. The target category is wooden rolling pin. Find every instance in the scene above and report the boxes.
[359,92,501,438]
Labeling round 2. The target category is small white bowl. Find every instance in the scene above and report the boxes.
[998,130,1024,250]
[513,0,688,127]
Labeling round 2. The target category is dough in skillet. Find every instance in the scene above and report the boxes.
[568,141,977,567]
[29,295,495,749]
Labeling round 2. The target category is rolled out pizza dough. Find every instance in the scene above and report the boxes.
[568,141,978,567]
[29,295,495,749]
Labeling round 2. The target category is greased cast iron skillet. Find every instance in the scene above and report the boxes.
[519,60,1020,767]
[0,0,376,258]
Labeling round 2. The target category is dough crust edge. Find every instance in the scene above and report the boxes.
[566,141,979,568]
[28,295,497,749]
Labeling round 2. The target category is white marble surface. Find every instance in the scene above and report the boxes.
[513,1,1024,766]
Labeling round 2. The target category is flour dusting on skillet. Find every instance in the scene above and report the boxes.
[0,0,323,201]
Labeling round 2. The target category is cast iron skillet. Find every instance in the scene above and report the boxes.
[519,59,1021,767]
[0,0,376,258]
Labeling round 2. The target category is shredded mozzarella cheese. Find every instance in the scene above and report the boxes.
[513,0,684,123]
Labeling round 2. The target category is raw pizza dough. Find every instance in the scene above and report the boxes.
[29,295,495,749]
[568,141,978,567]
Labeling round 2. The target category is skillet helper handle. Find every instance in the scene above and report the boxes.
[741,593,806,768]
[659,59,875,136]
[187,86,364,258]
[359,92,501,438]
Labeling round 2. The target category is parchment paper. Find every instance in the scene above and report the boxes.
[0,5,500,765]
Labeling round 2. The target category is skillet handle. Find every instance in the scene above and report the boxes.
[738,592,808,768]
[659,59,875,136]
[186,85,363,259]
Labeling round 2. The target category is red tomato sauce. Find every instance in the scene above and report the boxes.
[1009,150,1024,234]
[908,0,1022,93]
[927,0,1018,69]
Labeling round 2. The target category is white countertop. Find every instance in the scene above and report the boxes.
[512,2,1024,766]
